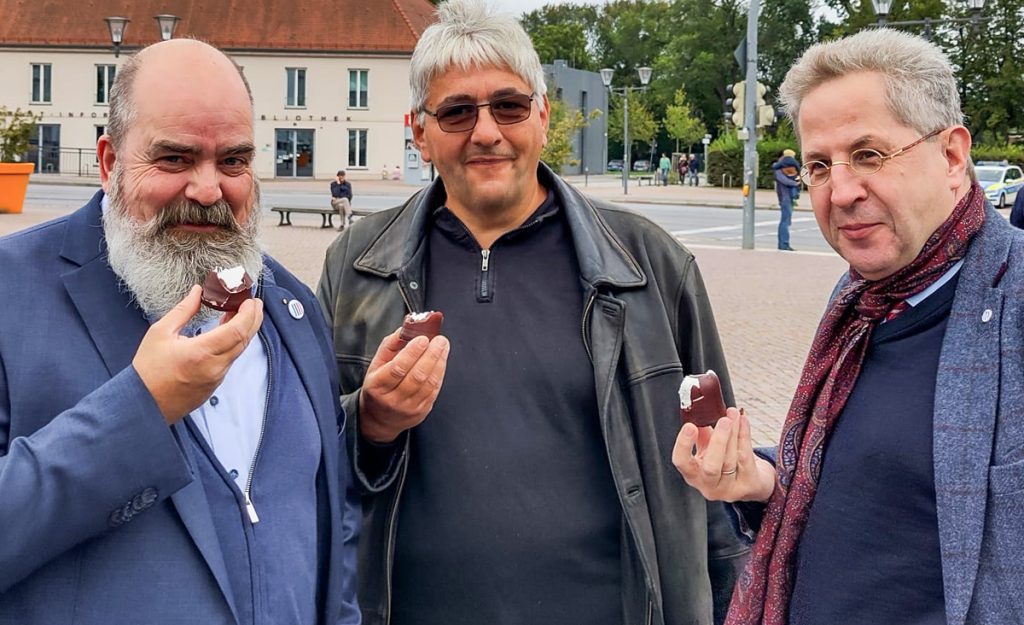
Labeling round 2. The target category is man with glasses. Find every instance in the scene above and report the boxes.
[674,29,1024,625]
[317,1,749,624]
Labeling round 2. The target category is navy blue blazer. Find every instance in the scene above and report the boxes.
[0,192,360,624]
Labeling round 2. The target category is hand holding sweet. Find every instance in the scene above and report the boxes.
[672,408,776,503]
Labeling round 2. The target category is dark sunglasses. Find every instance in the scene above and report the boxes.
[422,92,537,133]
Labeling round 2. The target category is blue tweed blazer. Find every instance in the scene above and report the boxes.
[828,206,1024,625]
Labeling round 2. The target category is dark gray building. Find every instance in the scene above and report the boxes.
[542,60,608,175]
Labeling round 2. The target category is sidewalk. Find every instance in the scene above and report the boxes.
[29,172,800,211]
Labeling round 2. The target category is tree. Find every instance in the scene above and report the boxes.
[0,107,40,162]
[541,98,601,172]
[608,90,658,162]
[663,88,707,153]
[521,4,600,70]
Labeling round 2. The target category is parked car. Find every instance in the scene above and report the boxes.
[632,159,651,172]
[607,159,624,172]
[975,161,1023,208]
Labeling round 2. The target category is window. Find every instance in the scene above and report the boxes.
[96,65,116,105]
[348,129,367,168]
[348,69,368,108]
[286,68,306,107]
[31,63,51,103]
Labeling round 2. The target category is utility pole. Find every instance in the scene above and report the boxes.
[742,0,759,250]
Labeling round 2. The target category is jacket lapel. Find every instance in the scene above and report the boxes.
[933,208,1010,625]
[59,194,240,623]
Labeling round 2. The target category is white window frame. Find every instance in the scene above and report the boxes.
[348,129,368,168]
[348,69,369,109]
[31,63,52,104]
[286,67,306,108]
[96,65,116,105]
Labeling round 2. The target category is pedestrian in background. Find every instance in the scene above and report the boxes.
[678,154,689,185]
[688,153,700,186]
[659,152,671,186]
[772,149,800,251]
[330,169,354,231]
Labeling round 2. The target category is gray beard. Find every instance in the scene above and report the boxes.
[102,168,265,328]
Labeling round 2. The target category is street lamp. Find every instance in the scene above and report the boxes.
[104,16,130,58]
[601,66,653,195]
[154,14,181,41]
[871,0,987,36]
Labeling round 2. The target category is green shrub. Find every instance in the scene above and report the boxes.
[971,144,1024,169]
[707,131,798,189]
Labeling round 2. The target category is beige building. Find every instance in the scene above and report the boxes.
[0,0,435,180]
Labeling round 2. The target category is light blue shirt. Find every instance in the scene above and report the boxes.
[189,317,269,491]
[906,259,964,307]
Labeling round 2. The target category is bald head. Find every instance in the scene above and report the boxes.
[107,39,253,149]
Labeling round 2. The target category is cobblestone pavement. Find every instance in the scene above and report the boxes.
[2,191,849,447]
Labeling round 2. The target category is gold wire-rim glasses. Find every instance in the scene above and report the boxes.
[799,127,946,187]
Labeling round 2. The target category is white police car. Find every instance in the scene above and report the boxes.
[975,161,1023,208]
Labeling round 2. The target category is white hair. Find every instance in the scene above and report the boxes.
[780,28,963,138]
[409,0,547,123]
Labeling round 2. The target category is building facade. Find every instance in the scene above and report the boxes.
[542,60,609,176]
[0,0,435,180]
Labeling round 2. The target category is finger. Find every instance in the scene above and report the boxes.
[672,423,702,480]
[156,285,202,335]
[366,328,408,373]
[200,301,261,357]
[736,410,757,471]
[404,336,450,393]
[722,410,740,476]
[695,423,714,456]
[700,417,734,480]
[372,335,430,392]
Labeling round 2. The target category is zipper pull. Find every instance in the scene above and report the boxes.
[244,491,260,524]
[481,248,490,271]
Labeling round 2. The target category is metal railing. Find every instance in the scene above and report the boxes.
[23,148,101,177]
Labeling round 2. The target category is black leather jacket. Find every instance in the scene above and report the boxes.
[317,164,750,625]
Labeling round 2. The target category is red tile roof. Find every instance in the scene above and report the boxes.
[0,0,438,54]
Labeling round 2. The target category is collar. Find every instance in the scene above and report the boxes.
[354,162,645,289]
[905,260,963,308]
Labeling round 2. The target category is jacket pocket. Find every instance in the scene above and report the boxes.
[989,458,1024,497]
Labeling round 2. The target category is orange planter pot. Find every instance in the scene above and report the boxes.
[0,162,35,214]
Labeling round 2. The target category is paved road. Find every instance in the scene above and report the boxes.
[25,183,834,252]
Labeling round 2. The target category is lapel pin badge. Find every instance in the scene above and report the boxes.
[287,299,305,320]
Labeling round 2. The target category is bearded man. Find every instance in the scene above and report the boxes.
[0,40,359,625]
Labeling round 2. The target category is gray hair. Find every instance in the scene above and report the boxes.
[409,0,547,123]
[107,39,253,149]
[780,28,963,138]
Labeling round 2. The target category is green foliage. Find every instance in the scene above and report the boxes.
[707,129,798,189]
[541,98,601,173]
[0,107,40,163]
[522,0,1024,154]
[663,88,706,153]
[521,4,600,70]
[608,90,658,159]
[971,143,1024,169]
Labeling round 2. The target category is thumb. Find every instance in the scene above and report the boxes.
[156,285,202,335]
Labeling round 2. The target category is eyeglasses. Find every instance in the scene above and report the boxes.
[799,128,946,187]
[422,92,537,133]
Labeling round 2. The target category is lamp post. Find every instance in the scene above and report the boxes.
[154,14,181,41]
[104,17,130,58]
[105,14,181,57]
[601,66,652,196]
[872,0,988,37]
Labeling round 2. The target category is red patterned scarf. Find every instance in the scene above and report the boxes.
[726,183,987,625]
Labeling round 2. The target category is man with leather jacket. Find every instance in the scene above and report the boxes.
[317,1,750,623]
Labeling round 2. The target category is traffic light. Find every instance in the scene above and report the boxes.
[725,82,745,127]
[755,82,775,128]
